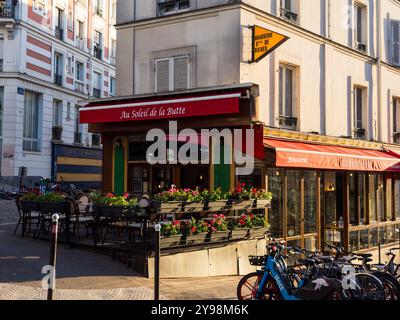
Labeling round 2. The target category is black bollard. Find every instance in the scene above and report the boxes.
[154,224,161,301]
[47,214,59,301]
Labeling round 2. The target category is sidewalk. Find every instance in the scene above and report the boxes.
[0,223,239,300]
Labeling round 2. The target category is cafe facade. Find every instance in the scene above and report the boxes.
[80,83,400,255]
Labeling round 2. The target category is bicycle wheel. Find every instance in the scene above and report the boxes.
[237,272,281,300]
[373,272,400,300]
[355,273,386,300]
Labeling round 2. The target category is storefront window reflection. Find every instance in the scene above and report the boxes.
[304,171,317,234]
[287,171,301,238]
[395,180,400,220]
[267,169,284,238]
[369,174,378,222]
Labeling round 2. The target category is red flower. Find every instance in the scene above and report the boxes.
[250,214,255,219]
[191,226,197,233]
[211,227,217,232]
[239,219,246,226]
[106,193,115,198]
[123,193,130,199]
[173,220,180,226]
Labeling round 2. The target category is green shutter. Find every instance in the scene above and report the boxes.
[214,141,230,192]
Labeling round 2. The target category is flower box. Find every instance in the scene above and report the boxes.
[253,199,271,209]
[160,235,184,249]
[249,227,269,240]
[20,201,40,212]
[208,231,230,243]
[231,200,254,211]
[183,201,206,213]
[38,201,69,214]
[184,232,209,246]
[230,228,250,241]
[153,201,184,214]
[99,205,125,217]
[205,200,230,212]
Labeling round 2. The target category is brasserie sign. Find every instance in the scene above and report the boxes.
[252,25,289,63]
[80,93,241,124]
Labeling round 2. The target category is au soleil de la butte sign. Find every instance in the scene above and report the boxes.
[252,25,289,63]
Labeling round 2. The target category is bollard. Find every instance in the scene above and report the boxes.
[154,224,161,301]
[47,214,59,301]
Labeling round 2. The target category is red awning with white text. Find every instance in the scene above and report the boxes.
[264,139,400,173]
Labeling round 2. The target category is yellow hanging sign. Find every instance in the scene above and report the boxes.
[252,25,289,63]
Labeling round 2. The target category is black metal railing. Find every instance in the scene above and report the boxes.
[93,88,101,98]
[0,0,15,18]
[52,126,63,141]
[393,132,400,144]
[158,0,190,15]
[74,132,82,144]
[55,26,63,41]
[353,128,366,139]
[356,42,367,52]
[280,8,298,22]
[0,58,3,72]
[278,115,298,130]
[92,134,101,146]
[54,74,62,86]
[93,44,102,60]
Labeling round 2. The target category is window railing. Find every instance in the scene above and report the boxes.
[393,132,400,144]
[0,0,15,18]
[93,44,102,60]
[92,133,101,146]
[278,115,298,130]
[75,81,85,94]
[52,126,63,141]
[356,42,367,52]
[76,36,85,50]
[353,127,366,139]
[280,7,298,22]
[0,59,3,72]
[74,132,82,144]
[93,88,101,98]
[54,74,63,86]
[94,6,103,17]
[55,26,63,41]
[158,0,190,15]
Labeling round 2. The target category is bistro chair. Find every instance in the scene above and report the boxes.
[69,199,94,239]
[17,197,41,238]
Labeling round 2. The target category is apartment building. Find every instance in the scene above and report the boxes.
[0,0,116,186]
[80,0,400,253]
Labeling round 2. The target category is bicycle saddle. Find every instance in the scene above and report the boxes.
[370,263,386,271]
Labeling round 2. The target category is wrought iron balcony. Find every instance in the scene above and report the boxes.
[74,132,82,144]
[54,74,62,86]
[93,44,102,60]
[93,88,101,98]
[393,132,400,144]
[158,0,190,15]
[278,115,298,130]
[75,81,85,94]
[0,59,3,72]
[280,8,298,22]
[353,128,366,140]
[92,134,101,147]
[0,0,16,19]
[356,42,367,52]
[52,126,63,141]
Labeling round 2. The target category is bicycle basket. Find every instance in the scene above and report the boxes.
[248,256,266,266]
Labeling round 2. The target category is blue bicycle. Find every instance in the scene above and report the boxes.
[237,240,345,300]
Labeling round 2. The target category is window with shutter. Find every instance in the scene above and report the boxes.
[392,21,400,66]
[156,59,170,92]
[174,56,188,90]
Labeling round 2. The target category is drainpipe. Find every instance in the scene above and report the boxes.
[377,0,383,142]
[327,0,332,39]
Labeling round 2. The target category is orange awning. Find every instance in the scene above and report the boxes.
[264,139,400,172]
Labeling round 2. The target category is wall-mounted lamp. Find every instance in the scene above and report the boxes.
[327,184,336,192]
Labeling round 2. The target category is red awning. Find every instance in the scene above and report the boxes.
[80,92,241,124]
[264,139,400,172]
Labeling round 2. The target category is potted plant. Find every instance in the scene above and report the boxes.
[20,192,40,212]
[253,189,272,209]
[229,214,252,241]
[182,189,206,213]
[207,214,230,243]
[248,214,271,239]
[37,192,69,213]
[94,193,137,217]
[202,189,230,212]
[183,218,209,245]
[159,220,184,248]
[229,183,256,211]
[153,188,185,214]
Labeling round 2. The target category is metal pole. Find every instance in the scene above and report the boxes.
[378,241,382,265]
[47,214,59,301]
[154,224,161,301]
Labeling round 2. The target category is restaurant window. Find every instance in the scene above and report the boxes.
[393,98,400,143]
[353,86,366,139]
[23,92,41,152]
[155,55,189,92]
[304,171,318,234]
[267,168,284,238]
[368,174,378,222]
[278,64,297,130]
[237,168,262,189]
[287,170,301,238]
[394,179,400,220]
[129,136,154,162]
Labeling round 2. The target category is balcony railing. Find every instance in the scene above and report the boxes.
[158,0,190,15]
[76,36,85,50]
[353,128,366,140]
[92,133,101,147]
[0,0,15,18]
[74,132,82,144]
[0,59,3,72]
[54,74,62,86]
[393,132,400,144]
[280,8,298,22]
[52,126,63,141]
[278,115,298,130]
[356,42,367,53]
[75,81,85,94]
[55,26,63,41]
[93,88,101,98]
[93,44,102,60]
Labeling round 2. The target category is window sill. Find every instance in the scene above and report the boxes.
[22,151,41,155]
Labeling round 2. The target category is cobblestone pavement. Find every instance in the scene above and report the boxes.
[0,284,165,300]
[0,199,18,224]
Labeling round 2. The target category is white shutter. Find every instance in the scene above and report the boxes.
[156,59,170,92]
[392,21,400,65]
[174,56,188,90]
